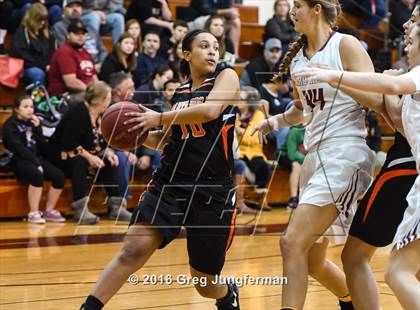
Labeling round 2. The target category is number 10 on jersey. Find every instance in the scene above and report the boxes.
[180,123,206,139]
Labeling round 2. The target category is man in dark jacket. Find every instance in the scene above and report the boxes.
[54,0,107,71]
[240,38,282,90]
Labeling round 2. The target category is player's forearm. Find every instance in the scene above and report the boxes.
[143,130,169,151]
[273,105,303,128]
[338,84,385,114]
[337,72,414,95]
[161,103,226,125]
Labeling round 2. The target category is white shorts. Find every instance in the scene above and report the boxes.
[299,140,375,244]
[393,175,420,250]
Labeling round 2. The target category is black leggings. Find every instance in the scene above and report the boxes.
[54,156,121,201]
[0,1,13,29]
[242,156,270,188]
[12,159,65,188]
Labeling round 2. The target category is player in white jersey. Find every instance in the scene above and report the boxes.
[294,21,420,310]
[250,1,395,309]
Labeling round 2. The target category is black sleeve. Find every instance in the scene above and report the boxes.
[127,0,153,22]
[265,18,296,43]
[3,119,41,165]
[98,55,118,82]
[9,27,31,62]
[190,0,218,16]
[52,107,89,151]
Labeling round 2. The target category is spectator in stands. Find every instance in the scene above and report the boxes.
[109,71,135,102]
[49,81,132,224]
[3,95,65,224]
[162,78,181,108]
[125,0,173,39]
[260,79,292,154]
[341,0,386,28]
[204,15,235,65]
[108,72,138,198]
[169,40,186,83]
[125,19,142,54]
[48,20,97,104]
[159,19,188,60]
[134,64,173,112]
[188,0,242,61]
[10,3,56,85]
[0,0,13,53]
[54,0,107,70]
[80,0,125,43]
[8,0,63,34]
[240,38,282,90]
[278,124,305,210]
[132,31,167,86]
[98,32,136,82]
[389,0,415,40]
[236,86,270,192]
[264,0,297,54]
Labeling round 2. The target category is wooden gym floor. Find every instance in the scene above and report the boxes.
[0,208,402,310]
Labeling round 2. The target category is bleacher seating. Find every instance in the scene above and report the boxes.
[0,1,399,219]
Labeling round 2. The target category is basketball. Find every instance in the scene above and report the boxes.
[101,101,149,151]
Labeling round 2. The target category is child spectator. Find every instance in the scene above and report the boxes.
[3,95,65,224]
[125,19,142,54]
[236,86,271,192]
[49,81,131,224]
[48,20,97,104]
[204,15,235,65]
[264,0,297,54]
[133,64,173,112]
[80,0,125,43]
[278,124,305,210]
[158,19,188,60]
[99,32,137,82]
[133,31,167,86]
[10,3,56,84]
[162,78,181,108]
[54,0,107,69]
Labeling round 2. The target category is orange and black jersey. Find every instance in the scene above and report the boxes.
[156,66,237,181]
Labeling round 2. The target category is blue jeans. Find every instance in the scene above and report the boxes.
[234,159,246,176]
[115,151,132,198]
[23,67,46,84]
[267,127,290,154]
[82,11,124,43]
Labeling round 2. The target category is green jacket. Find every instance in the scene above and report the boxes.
[280,125,305,164]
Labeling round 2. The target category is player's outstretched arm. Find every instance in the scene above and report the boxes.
[250,99,304,144]
[142,125,172,152]
[124,69,240,136]
[294,65,419,95]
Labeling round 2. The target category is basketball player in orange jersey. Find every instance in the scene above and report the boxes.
[294,20,420,310]
[251,0,396,309]
[80,30,241,310]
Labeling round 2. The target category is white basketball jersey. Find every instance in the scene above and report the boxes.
[291,32,367,150]
[401,66,420,171]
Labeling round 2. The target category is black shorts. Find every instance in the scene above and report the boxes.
[350,157,417,247]
[130,176,237,275]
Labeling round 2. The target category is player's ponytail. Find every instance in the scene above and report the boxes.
[180,29,213,78]
[272,34,307,83]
